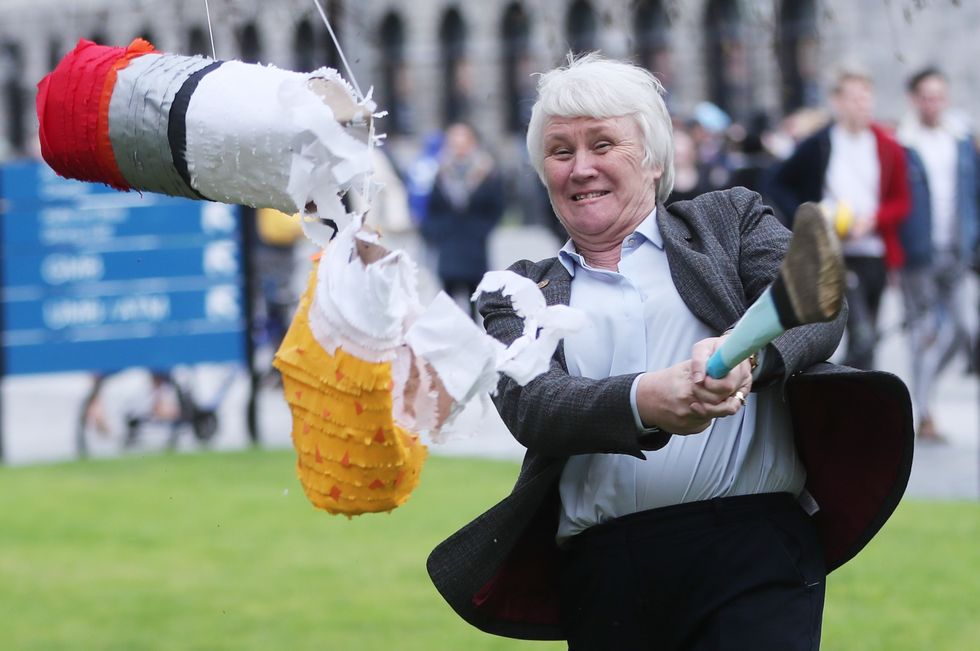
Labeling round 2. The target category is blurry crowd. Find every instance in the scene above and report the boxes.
[251,65,978,445]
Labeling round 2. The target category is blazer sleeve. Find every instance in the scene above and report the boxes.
[478,261,669,459]
[730,188,848,383]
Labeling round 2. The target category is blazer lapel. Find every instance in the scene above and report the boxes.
[657,201,744,332]
[539,258,572,307]
[538,260,572,370]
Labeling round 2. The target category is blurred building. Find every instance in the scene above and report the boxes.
[1,0,978,169]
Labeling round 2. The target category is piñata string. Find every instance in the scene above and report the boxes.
[198,0,376,232]
[310,0,377,225]
[203,0,217,59]
[311,0,364,101]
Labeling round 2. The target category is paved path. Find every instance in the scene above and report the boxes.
[3,224,977,499]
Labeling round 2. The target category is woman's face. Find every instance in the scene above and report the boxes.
[541,115,661,243]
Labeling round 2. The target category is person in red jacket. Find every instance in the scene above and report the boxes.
[768,68,911,369]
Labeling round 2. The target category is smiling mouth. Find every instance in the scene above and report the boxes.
[572,190,609,201]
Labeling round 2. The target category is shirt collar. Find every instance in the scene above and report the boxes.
[635,207,663,249]
[557,207,660,276]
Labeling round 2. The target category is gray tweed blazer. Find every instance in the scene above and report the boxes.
[427,187,913,641]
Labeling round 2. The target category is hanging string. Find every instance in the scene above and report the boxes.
[308,0,378,223]
[311,0,364,100]
[204,0,217,59]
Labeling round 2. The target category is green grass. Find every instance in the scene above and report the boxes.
[0,450,976,650]
[822,500,980,651]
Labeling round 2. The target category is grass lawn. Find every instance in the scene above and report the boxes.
[0,450,976,650]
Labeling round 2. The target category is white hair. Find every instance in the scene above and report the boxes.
[526,52,675,203]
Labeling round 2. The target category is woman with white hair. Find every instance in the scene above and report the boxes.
[428,54,912,651]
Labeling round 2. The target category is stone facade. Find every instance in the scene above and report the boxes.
[1,0,978,165]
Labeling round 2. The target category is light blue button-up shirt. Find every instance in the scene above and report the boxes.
[556,209,805,541]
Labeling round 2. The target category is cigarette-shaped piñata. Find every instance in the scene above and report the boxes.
[36,38,376,225]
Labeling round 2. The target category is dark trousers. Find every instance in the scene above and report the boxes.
[843,255,888,369]
[559,493,826,651]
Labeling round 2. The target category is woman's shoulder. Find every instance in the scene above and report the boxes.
[507,256,564,281]
[666,186,764,224]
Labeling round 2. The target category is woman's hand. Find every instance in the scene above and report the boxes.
[635,335,753,434]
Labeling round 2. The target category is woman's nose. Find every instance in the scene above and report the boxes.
[570,152,597,180]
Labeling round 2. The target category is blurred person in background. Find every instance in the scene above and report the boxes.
[253,207,305,366]
[400,132,446,288]
[778,107,831,151]
[896,66,979,442]
[405,131,444,228]
[353,147,416,248]
[764,108,831,226]
[976,133,980,375]
[363,148,413,234]
[687,101,734,191]
[665,125,708,203]
[768,68,911,369]
[727,111,779,197]
[421,121,505,319]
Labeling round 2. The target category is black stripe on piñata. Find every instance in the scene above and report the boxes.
[168,60,224,200]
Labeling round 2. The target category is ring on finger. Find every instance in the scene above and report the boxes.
[733,390,746,406]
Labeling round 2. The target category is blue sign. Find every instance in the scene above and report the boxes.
[1,161,248,375]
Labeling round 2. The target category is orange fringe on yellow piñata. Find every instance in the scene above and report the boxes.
[273,261,427,516]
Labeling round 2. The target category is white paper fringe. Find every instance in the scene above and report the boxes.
[307,224,584,442]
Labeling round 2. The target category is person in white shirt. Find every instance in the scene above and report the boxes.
[897,67,979,442]
[768,69,912,370]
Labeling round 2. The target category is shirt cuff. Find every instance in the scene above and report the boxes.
[629,374,663,433]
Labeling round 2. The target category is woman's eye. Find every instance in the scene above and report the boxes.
[595,141,612,152]
[552,148,572,159]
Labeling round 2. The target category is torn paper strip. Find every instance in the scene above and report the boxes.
[473,271,588,384]
[308,226,422,363]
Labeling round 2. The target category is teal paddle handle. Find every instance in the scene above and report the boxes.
[705,288,784,379]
